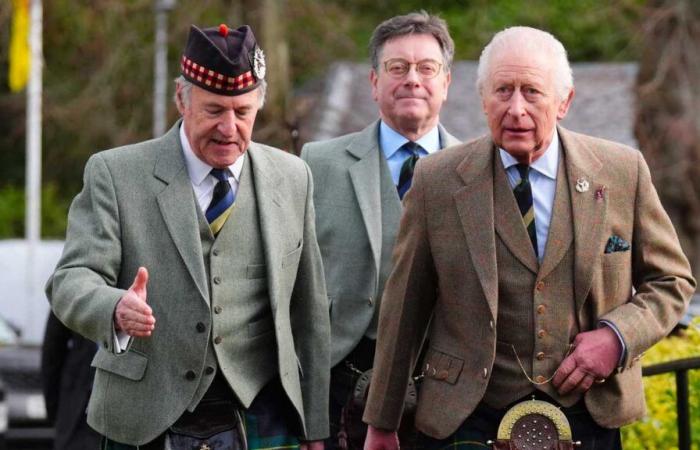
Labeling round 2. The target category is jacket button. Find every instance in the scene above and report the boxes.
[536,304,546,315]
[185,370,196,380]
[214,336,222,345]
[196,322,206,333]
[212,249,219,256]
[205,366,214,375]
[537,329,546,338]
[436,370,449,380]
[536,352,545,361]
[536,281,545,291]
[213,276,221,285]
[482,368,488,379]
[214,306,223,314]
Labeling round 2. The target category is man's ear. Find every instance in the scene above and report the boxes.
[557,88,575,120]
[175,85,186,115]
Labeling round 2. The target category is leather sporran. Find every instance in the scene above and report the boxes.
[489,399,576,450]
[339,368,420,450]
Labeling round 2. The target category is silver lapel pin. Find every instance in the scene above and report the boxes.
[575,178,589,193]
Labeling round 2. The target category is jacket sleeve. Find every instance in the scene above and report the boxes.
[45,154,127,353]
[362,160,438,430]
[599,151,696,369]
[290,162,331,440]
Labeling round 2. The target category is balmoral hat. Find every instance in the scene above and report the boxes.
[181,23,265,96]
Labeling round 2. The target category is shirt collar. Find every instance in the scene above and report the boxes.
[498,127,559,180]
[379,120,441,159]
[179,121,245,185]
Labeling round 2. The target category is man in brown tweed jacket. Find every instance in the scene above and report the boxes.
[362,26,695,450]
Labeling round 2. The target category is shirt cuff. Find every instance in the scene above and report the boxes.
[599,319,626,367]
[113,326,131,354]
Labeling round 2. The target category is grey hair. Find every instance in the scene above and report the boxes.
[174,75,267,109]
[369,10,454,72]
[476,26,573,100]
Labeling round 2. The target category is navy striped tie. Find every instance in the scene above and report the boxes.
[513,164,538,257]
[206,168,235,235]
[397,142,421,199]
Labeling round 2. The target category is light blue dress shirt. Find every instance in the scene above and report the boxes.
[379,121,441,185]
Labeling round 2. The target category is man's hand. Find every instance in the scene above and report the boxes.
[552,327,622,395]
[364,425,399,450]
[300,440,324,450]
[114,267,155,337]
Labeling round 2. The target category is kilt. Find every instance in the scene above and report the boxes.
[102,379,300,450]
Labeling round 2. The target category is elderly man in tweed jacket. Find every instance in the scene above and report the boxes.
[363,26,695,450]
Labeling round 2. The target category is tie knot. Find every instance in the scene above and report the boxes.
[210,168,229,182]
[402,141,422,157]
[516,163,530,180]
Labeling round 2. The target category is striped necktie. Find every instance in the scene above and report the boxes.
[206,168,235,235]
[397,141,422,199]
[513,164,538,257]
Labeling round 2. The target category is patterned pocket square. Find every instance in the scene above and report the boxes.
[605,235,630,253]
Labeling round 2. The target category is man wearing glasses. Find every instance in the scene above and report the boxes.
[301,11,459,450]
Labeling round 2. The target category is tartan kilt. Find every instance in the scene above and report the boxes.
[102,379,301,450]
[244,379,301,450]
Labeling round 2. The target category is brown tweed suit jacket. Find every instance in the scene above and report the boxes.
[362,126,695,438]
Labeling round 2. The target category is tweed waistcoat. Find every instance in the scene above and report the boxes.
[365,150,403,339]
[186,157,277,411]
[484,149,581,409]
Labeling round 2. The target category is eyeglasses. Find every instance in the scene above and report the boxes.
[382,58,443,79]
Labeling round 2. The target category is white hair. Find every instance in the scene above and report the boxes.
[174,75,267,109]
[476,26,573,100]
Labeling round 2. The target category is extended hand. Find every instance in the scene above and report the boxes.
[364,425,399,450]
[552,327,622,395]
[114,267,155,337]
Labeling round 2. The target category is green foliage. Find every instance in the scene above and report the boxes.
[622,319,700,449]
[0,184,70,239]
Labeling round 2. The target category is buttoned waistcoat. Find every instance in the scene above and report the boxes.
[363,126,695,438]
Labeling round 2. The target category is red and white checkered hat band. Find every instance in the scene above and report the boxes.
[181,55,256,92]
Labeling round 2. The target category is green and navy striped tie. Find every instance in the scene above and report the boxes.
[513,163,538,257]
[397,141,421,199]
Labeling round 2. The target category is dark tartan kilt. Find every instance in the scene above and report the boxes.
[102,379,301,450]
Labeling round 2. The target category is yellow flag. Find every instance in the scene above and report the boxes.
[9,0,30,92]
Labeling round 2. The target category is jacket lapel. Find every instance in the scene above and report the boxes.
[438,124,461,149]
[347,121,383,282]
[154,121,209,303]
[493,153,539,273]
[559,127,607,314]
[453,136,499,321]
[247,144,285,314]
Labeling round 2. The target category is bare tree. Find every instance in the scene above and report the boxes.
[635,0,700,284]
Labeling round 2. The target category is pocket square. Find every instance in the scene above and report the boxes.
[605,235,630,254]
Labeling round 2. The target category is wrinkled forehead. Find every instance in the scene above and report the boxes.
[488,47,555,83]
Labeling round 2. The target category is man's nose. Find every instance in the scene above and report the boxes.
[403,65,421,86]
[507,90,527,117]
[217,110,237,135]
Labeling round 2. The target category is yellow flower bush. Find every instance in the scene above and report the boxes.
[622,318,700,450]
